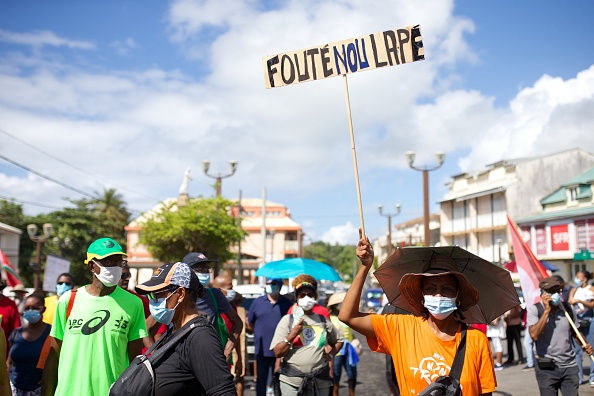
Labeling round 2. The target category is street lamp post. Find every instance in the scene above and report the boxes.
[26,223,53,290]
[267,230,276,262]
[378,204,401,256]
[202,160,238,197]
[406,151,445,247]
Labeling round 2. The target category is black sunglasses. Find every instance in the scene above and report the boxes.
[57,282,73,286]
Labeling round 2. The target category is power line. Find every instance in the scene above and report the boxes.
[0,127,161,202]
[0,194,62,210]
[0,152,95,198]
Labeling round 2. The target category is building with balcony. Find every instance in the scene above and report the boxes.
[439,148,594,264]
[516,166,594,281]
[125,196,303,285]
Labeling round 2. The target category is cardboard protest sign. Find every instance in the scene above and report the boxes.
[263,24,424,89]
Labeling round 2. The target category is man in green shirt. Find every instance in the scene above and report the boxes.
[41,237,148,396]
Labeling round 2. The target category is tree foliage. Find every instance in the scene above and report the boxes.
[139,197,246,266]
[303,241,358,282]
[0,191,130,287]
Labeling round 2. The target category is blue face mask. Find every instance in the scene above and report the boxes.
[24,310,42,324]
[225,289,236,301]
[550,292,562,306]
[149,289,181,325]
[197,273,211,286]
[56,283,73,297]
[423,295,458,320]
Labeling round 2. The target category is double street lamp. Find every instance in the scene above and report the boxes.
[26,223,53,290]
[406,151,445,247]
[202,160,238,197]
[378,204,401,256]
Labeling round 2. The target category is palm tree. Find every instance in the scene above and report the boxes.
[91,188,130,235]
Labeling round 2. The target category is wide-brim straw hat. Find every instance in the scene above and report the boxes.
[327,292,346,307]
[398,255,479,316]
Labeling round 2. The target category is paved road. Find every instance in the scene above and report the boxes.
[242,332,594,395]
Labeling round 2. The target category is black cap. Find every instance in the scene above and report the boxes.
[182,252,215,267]
[539,276,562,292]
[135,262,203,295]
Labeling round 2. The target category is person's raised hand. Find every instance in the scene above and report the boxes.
[356,228,374,268]
[541,292,552,311]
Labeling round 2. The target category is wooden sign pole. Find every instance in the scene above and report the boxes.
[342,74,365,239]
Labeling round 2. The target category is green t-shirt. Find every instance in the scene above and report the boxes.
[50,286,148,396]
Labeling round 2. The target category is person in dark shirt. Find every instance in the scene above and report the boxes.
[136,262,236,396]
[247,278,292,396]
[7,292,50,395]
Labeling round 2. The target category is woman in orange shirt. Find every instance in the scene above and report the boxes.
[339,231,496,396]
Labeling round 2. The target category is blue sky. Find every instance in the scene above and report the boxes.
[1,0,594,245]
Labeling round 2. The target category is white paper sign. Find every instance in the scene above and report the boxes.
[43,255,71,292]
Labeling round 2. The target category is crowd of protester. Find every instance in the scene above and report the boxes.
[4,233,594,396]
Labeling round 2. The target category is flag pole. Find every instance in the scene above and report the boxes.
[559,302,594,362]
[342,74,366,239]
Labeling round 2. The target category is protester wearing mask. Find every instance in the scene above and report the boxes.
[271,275,343,396]
[248,279,292,396]
[287,282,330,319]
[41,237,147,396]
[42,273,74,325]
[134,262,236,395]
[179,252,242,361]
[339,232,496,395]
[528,276,594,394]
[8,292,50,396]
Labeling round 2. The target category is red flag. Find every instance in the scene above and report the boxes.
[0,249,24,288]
[507,215,548,307]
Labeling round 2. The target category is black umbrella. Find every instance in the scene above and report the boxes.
[373,246,520,324]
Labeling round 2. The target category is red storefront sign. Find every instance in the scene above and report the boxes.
[535,226,547,255]
[551,224,570,251]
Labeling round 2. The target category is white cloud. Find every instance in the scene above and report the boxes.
[0,29,95,50]
[321,221,358,245]
[109,37,138,56]
[456,65,594,171]
[0,0,593,242]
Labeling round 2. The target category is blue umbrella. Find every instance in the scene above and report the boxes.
[255,258,342,281]
[541,261,560,272]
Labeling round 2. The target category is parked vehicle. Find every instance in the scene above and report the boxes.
[365,288,383,309]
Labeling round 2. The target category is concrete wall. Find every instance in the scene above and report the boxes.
[509,148,594,218]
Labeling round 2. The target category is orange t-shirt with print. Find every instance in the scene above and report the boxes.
[367,314,496,395]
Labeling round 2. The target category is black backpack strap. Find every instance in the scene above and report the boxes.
[448,324,467,380]
[146,316,204,363]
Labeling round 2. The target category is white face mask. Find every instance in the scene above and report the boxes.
[298,296,316,311]
[93,261,122,287]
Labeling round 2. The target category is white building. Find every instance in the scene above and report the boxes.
[373,214,440,265]
[0,222,22,266]
[516,166,594,281]
[439,148,594,263]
